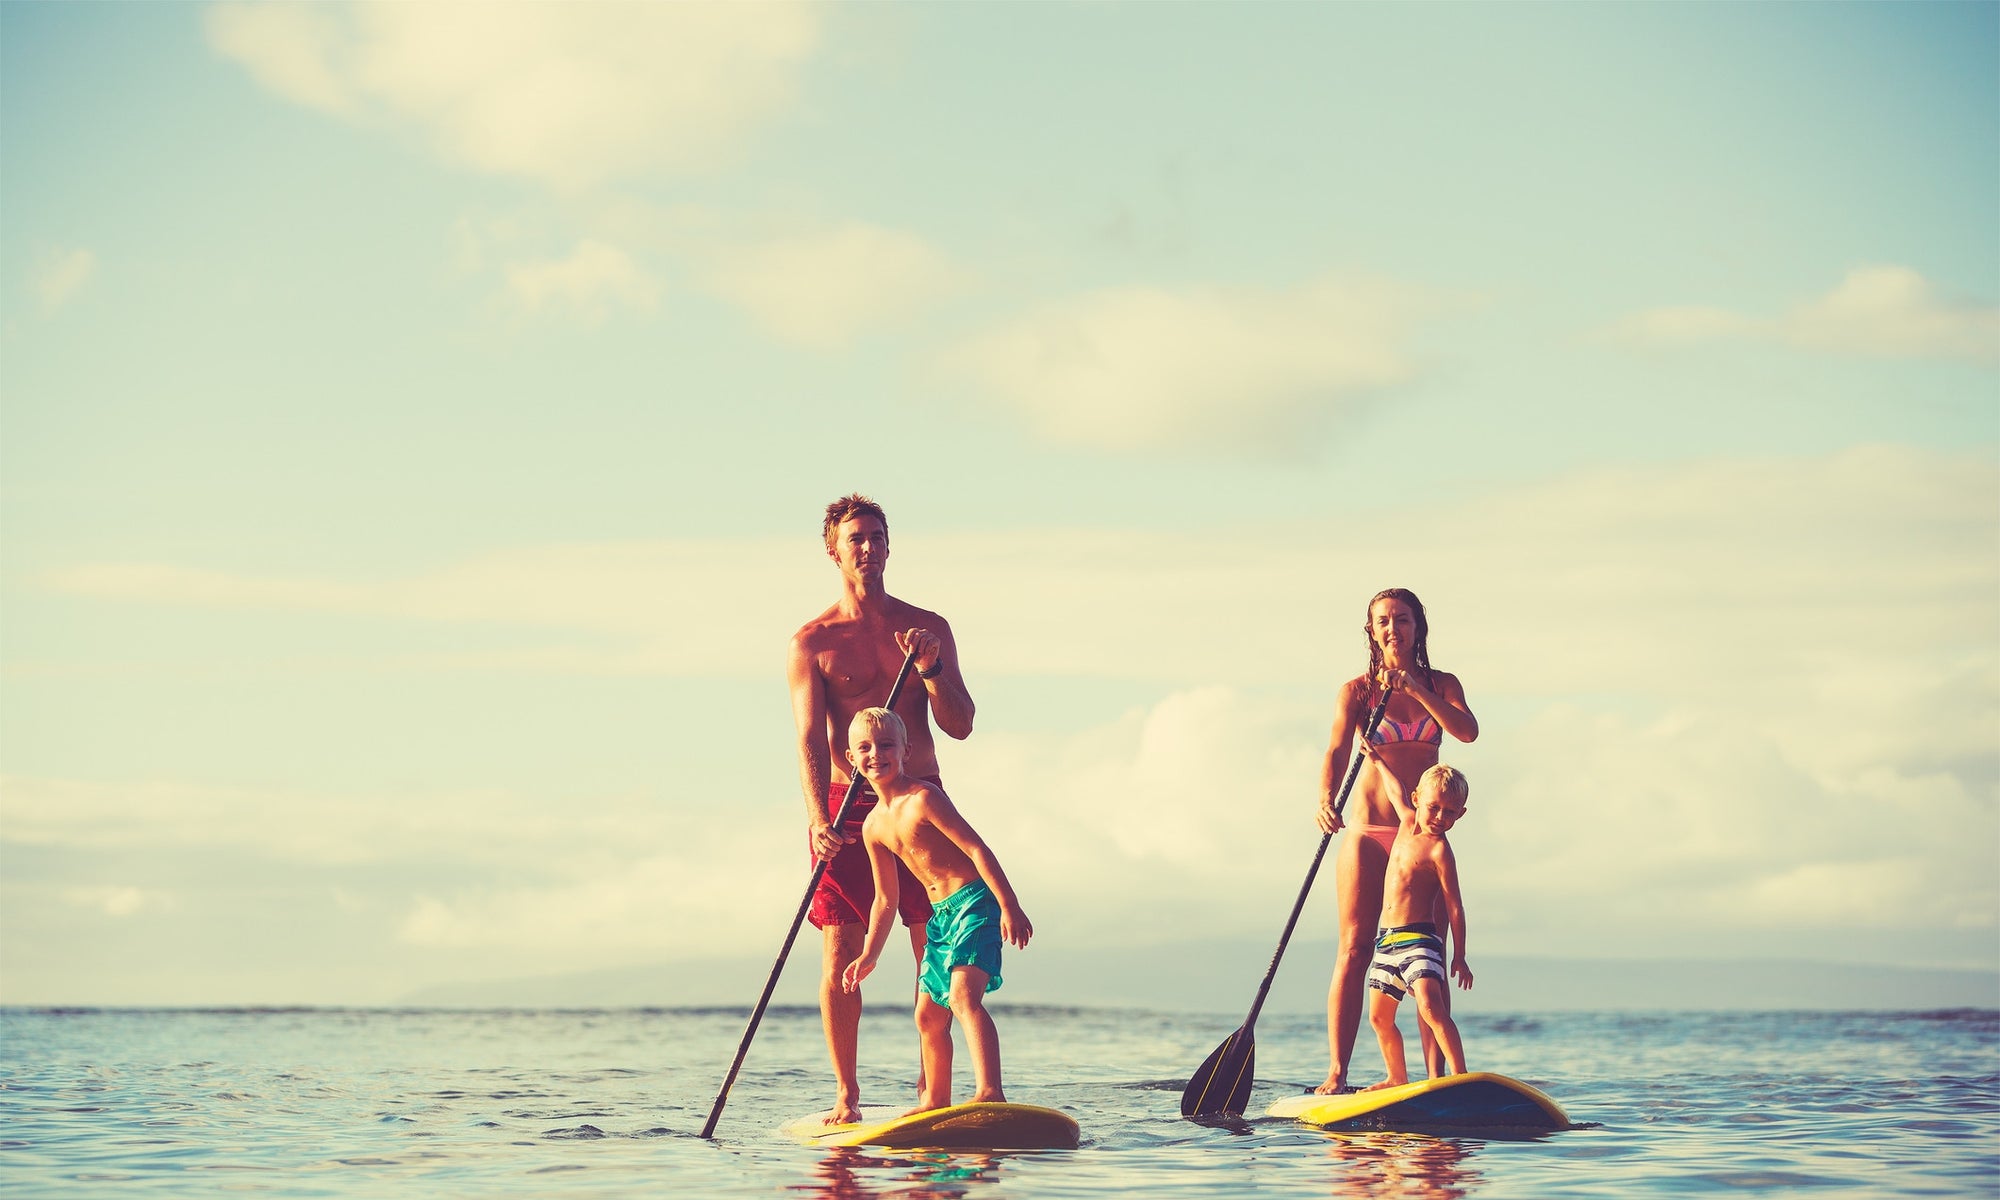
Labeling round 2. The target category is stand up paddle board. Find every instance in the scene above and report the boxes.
[782,1101,1080,1150]
[1268,1072,1568,1132]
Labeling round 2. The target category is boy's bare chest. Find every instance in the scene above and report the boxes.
[1389,844,1440,888]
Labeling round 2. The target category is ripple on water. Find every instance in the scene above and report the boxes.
[0,1007,1995,1199]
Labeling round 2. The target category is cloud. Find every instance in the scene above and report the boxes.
[505,239,659,319]
[1613,266,2000,366]
[32,247,97,311]
[38,447,1997,746]
[204,3,356,115]
[941,687,1331,942]
[14,446,1996,968]
[3,771,807,961]
[62,885,167,918]
[704,223,964,349]
[205,2,819,191]
[1467,704,1998,947]
[943,275,1442,458]
[39,540,823,676]
[395,843,803,957]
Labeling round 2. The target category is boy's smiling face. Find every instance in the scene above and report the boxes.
[847,717,905,783]
[1414,779,1468,835]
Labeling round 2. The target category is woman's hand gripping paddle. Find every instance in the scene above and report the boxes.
[699,646,919,1139]
[1179,684,1394,1118]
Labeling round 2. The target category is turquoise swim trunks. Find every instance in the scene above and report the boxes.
[919,879,1003,1007]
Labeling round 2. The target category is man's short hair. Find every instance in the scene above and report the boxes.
[823,493,888,552]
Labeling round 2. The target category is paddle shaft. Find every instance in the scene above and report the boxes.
[698,647,920,1139]
[1237,685,1394,1032]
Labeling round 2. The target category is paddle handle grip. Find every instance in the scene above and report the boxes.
[1240,685,1393,1030]
[699,646,920,1139]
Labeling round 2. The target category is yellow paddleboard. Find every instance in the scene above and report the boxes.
[782,1101,1080,1149]
[1268,1072,1568,1131]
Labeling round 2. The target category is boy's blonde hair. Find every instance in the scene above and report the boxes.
[850,706,906,741]
[1417,763,1469,806]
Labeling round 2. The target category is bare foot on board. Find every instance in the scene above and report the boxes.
[822,1100,863,1126]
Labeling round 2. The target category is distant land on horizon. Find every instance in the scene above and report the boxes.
[397,937,2000,1013]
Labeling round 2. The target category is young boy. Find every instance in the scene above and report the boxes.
[1364,762,1473,1090]
[839,707,1032,1113]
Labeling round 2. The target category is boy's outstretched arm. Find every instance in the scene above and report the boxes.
[1435,842,1472,989]
[923,790,1032,949]
[840,833,902,993]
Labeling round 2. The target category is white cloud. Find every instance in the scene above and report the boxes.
[705,223,964,348]
[396,842,802,957]
[38,447,1997,735]
[29,447,1996,952]
[206,1,819,191]
[941,687,1331,941]
[40,540,824,676]
[1609,304,1754,346]
[62,885,167,918]
[205,3,356,115]
[1786,266,2000,363]
[944,274,1443,458]
[33,247,97,311]
[2,775,562,865]
[1613,266,2000,366]
[505,238,659,319]
[14,445,1996,966]
[1465,704,1998,946]
[4,772,804,963]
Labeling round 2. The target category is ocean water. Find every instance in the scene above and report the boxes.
[2,1005,1995,1198]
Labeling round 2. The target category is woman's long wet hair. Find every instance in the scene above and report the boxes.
[1364,587,1434,690]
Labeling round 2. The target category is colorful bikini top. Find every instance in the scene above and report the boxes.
[1370,712,1442,747]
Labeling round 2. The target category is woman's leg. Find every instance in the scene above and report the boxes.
[1318,830,1388,1093]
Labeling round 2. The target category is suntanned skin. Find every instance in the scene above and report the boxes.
[788,512,976,1125]
[840,716,1031,1115]
[1315,595,1477,1093]
[1364,772,1473,1089]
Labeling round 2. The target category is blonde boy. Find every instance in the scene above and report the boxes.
[840,707,1031,1113]
[1365,762,1473,1090]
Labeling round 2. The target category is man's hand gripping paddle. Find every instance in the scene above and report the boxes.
[1178,684,1395,1118]
[699,646,919,1139]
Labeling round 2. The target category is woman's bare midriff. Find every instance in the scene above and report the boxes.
[1346,743,1438,828]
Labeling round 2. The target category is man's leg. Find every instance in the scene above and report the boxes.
[820,922,866,1124]
[906,925,928,1097]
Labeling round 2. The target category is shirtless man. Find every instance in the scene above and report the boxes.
[788,494,976,1124]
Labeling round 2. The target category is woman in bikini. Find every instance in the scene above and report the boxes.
[1314,587,1478,1094]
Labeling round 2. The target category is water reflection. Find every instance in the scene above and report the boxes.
[1315,1130,1482,1199]
[792,1147,1000,1199]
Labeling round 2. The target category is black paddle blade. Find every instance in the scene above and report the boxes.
[1180,1026,1255,1117]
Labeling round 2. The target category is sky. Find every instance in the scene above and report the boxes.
[1,2,1995,1007]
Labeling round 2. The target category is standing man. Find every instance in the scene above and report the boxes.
[788,493,975,1124]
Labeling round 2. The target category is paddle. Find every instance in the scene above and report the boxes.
[1179,683,1395,1118]
[699,645,920,1139]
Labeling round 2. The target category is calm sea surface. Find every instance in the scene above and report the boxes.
[2,1006,1994,1198]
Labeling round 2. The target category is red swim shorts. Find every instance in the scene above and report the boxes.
[806,778,939,930]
